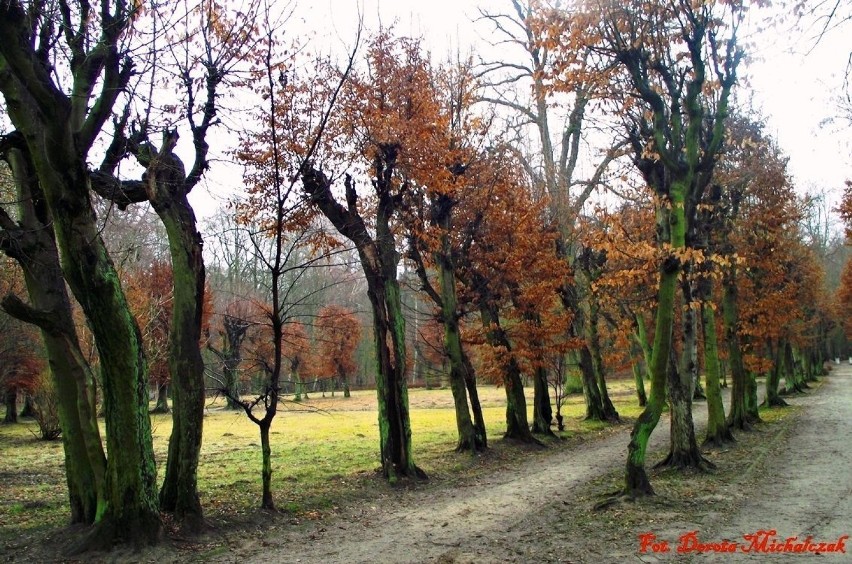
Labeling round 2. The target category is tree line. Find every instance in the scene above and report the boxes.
[0,0,850,552]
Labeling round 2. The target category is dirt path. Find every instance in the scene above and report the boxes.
[214,377,811,564]
[692,366,852,563]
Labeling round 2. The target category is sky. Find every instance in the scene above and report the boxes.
[191,0,852,220]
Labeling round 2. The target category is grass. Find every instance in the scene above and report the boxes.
[0,380,644,545]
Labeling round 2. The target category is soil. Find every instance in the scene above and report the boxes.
[204,366,851,564]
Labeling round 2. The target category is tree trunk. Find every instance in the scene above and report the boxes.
[657,349,711,470]
[302,163,424,482]
[151,383,170,414]
[478,302,538,444]
[151,156,206,531]
[3,387,17,423]
[531,365,554,436]
[701,302,734,446]
[578,345,607,420]
[784,344,806,393]
[436,219,485,452]
[293,369,303,402]
[723,270,759,430]
[368,274,423,479]
[587,303,619,422]
[462,350,487,449]
[763,341,788,407]
[19,393,35,418]
[624,202,680,497]
[632,359,647,407]
[260,421,274,510]
[0,5,160,547]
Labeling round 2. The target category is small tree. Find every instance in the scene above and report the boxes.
[315,305,362,398]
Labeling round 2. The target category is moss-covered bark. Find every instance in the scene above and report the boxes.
[632,358,647,407]
[1,99,108,529]
[701,302,734,445]
[152,168,206,530]
[0,2,161,547]
[433,204,486,452]
[625,203,680,495]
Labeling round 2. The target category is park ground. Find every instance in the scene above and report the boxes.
[1,366,850,563]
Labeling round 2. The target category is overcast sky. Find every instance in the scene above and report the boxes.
[192,0,851,219]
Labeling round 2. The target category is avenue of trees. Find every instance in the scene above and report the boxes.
[0,0,850,552]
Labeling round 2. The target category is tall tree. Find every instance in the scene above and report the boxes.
[0,148,107,525]
[481,0,624,422]
[0,1,161,546]
[301,32,429,481]
[555,0,746,495]
[89,0,263,530]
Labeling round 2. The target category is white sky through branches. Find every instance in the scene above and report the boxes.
[190,0,851,221]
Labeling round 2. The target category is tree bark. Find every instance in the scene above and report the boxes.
[701,302,734,445]
[0,3,162,547]
[722,269,759,430]
[151,383,170,414]
[478,300,539,445]
[18,393,35,418]
[3,387,16,423]
[632,359,647,407]
[531,365,554,436]
[143,139,206,531]
[432,203,486,452]
[587,301,619,421]
[763,341,788,408]
[624,204,680,496]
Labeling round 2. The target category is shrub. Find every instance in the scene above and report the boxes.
[31,373,61,441]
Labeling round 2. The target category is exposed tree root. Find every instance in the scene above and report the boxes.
[654,449,716,471]
[67,513,162,555]
[762,397,789,408]
[530,424,557,438]
[454,437,487,454]
[703,428,736,448]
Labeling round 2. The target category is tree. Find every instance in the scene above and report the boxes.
[0,148,108,526]
[400,57,488,451]
[456,148,572,443]
[554,0,746,495]
[481,0,624,423]
[301,32,428,481]
[228,7,361,503]
[314,305,362,398]
[0,0,163,540]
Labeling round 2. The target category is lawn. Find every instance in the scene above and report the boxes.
[0,380,643,543]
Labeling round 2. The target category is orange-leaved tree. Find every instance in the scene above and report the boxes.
[314,305,362,398]
[300,31,434,480]
[548,0,749,495]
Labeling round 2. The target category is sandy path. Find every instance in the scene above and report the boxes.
[693,366,852,564]
[225,387,749,563]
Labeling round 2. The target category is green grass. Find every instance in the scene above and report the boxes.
[0,380,644,542]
